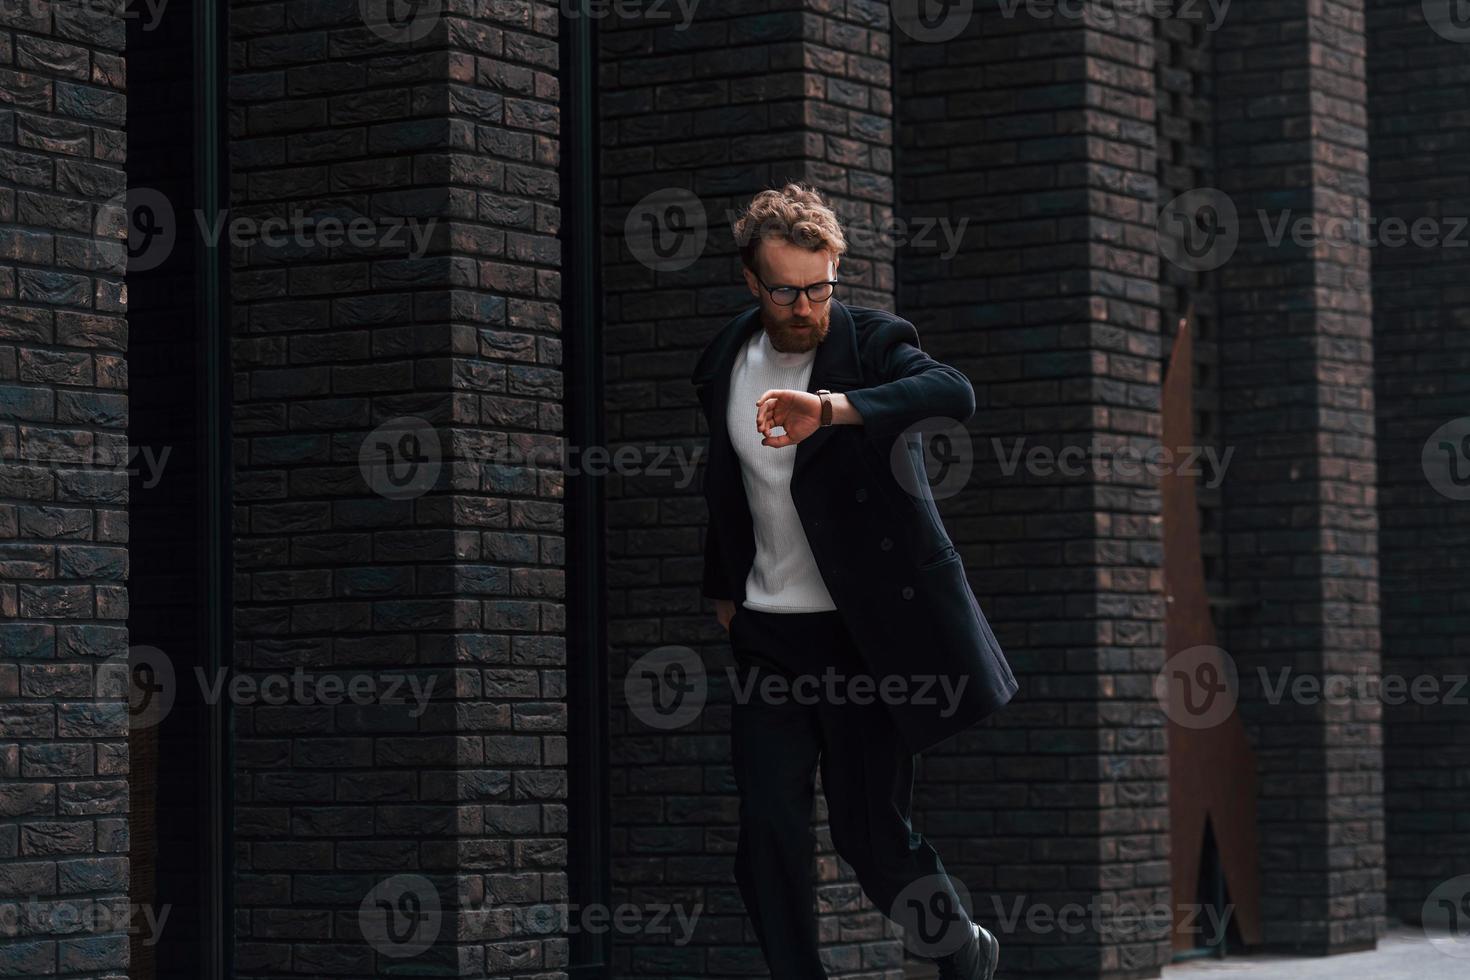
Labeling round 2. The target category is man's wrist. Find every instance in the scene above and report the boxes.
[825,392,861,426]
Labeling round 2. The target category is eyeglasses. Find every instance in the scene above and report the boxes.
[756,275,838,307]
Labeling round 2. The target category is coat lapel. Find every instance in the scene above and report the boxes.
[692,299,865,489]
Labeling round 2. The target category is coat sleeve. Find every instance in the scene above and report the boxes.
[701,524,732,600]
[694,382,734,602]
[842,318,976,450]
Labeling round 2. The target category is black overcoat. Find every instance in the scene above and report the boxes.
[691,299,1018,754]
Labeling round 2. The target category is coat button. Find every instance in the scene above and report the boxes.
[855,488,868,502]
[880,537,893,551]
[901,585,914,599]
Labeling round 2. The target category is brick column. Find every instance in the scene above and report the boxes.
[599,1,901,975]
[1214,0,1385,955]
[228,1,566,977]
[895,5,1168,978]
[1367,0,1470,926]
[0,3,131,978]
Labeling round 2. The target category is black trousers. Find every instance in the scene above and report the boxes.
[728,604,971,978]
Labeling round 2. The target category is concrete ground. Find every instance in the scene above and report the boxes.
[904,923,1467,979]
[1163,924,1467,979]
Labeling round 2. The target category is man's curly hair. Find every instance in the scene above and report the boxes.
[733,183,848,271]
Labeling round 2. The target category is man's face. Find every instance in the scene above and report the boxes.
[743,238,837,354]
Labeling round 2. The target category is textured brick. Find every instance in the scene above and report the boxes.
[1213,0,1384,956]
[228,2,566,978]
[0,13,128,978]
[1368,0,1470,933]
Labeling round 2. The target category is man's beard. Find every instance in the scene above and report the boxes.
[761,304,831,353]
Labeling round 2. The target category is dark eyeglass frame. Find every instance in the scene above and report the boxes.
[755,274,839,307]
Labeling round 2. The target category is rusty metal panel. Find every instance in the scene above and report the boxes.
[1162,310,1264,952]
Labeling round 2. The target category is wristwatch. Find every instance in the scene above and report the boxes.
[815,389,833,427]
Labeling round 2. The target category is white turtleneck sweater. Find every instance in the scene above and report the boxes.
[727,327,837,613]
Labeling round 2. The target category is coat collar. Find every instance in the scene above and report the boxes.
[692,298,864,483]
[691,297,864,390]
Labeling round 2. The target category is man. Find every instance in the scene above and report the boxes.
[689,183,1017,979]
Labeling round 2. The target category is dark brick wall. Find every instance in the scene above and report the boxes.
[227,1,566,977]
[1154,11,1223,593]
[5,3,1446,978]
[599,1,902,975]
[1366,0,1470,926]
[0,3,131,978]
[1214,0,1385,955]
[894,6,1169,978]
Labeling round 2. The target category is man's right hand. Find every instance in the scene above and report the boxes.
[715,598,736,633]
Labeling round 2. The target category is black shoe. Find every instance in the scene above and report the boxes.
[935,920,999,980]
